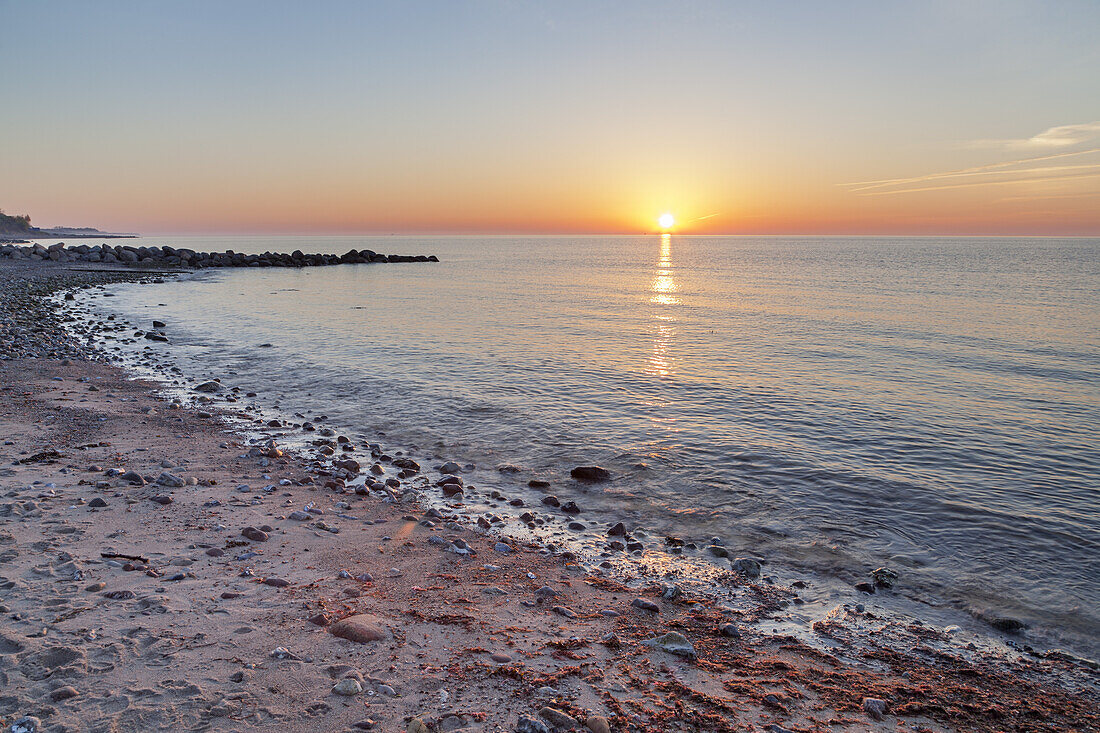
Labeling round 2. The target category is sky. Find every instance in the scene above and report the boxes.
[1,0,1099,235]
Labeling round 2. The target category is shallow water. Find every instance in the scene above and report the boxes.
[88,234,1100,657]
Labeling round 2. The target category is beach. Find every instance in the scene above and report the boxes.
[0,258,1096,732]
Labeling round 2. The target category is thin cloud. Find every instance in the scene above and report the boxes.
[856,171,1100,197]
[972,121,1100,149]
[841,148,1100,192]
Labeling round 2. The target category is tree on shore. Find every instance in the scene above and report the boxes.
[0,210,34,233]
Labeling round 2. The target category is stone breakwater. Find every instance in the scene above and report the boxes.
[0,241,438,268]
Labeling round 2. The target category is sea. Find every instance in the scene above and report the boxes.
[76,234,1100,659]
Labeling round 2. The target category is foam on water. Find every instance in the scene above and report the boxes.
[81,234,1100,658]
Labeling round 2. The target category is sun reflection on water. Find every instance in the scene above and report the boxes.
[648,233,679,379]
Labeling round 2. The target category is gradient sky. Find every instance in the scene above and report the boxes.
[2,1,1099,235]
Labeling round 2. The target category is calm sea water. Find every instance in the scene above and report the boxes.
[87,235,1100,656]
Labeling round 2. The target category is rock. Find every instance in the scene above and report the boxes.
[731,557,761,578]
[50,685,80,701]
[493,542,514,554]
[150,495,173,505]
[308,613,331,626]
[119,470,145,485]
[862,697,888,720]
[10,716,42,733]
[706,544,730,558]
[528,479,550,489]
[586,716,611,733]
[84,582,106,592]
[194,381,223,393]
[607,522,626,536]
[719,623,742,638]
[552,606,577,618]
[560,501,581,514]
[439,461,462,474]
[441,484,464,498]
[631,598,659,613]
[871,566,899,588]
[407,718,430,733]
[329,614,391,643]
[288,510,310,521]
[152,320,166,328]
[156,472,185,487]
[241,527,269,542]
[571,465,611,482]
[645,631,696,658]
[541,495,560,507]
[854,581,876,594]
[103,589,136,600]
[989,616,1027,633]
[263,577,290,587]
[539,707,580,729]
[489,652,511,663]
[332,678,363,696]
[88,497,108,508]
[516,717,553,733]
[206,548,224,557]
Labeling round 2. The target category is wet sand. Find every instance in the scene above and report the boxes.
[0,261,1097,732]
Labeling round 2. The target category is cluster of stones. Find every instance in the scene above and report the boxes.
[0,268,152,360]
[0,242,438,268]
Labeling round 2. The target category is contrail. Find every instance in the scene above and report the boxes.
[840,147,1100,191]
[856,171,1100,196]
[685,213,719,223]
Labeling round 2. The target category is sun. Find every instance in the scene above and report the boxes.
[658,213,675,230]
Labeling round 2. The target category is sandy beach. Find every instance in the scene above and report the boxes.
[0,260,1096,732]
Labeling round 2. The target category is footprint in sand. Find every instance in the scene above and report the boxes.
[17,645,87,681]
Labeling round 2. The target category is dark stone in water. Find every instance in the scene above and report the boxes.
[607,522,626,536]
[854,581,876,594]
[541,495,560,507]
[571,465,611,482]
[989,616,1027,633]
[560,501,581,514]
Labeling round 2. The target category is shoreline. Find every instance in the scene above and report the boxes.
[0,260,1096,732]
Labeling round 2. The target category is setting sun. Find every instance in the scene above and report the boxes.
[658,213,675,230]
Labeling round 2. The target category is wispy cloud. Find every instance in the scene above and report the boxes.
[854,171,1100,197]
[841,149,1100,193]
[972,121,1100,149]
[840,131,1100,199]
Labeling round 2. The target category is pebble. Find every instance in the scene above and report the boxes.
[645,631,696,658]
[241,526,269,542]
[863,696,888,720]
[332,678,362,696]
[88,497,108,508]
[631,598,659,613]
[731,557,762,578]
[49,686,80,702]
[539,707,580,729]
[586,716,611,733]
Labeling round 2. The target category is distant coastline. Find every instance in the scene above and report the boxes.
[0,210,137,242]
